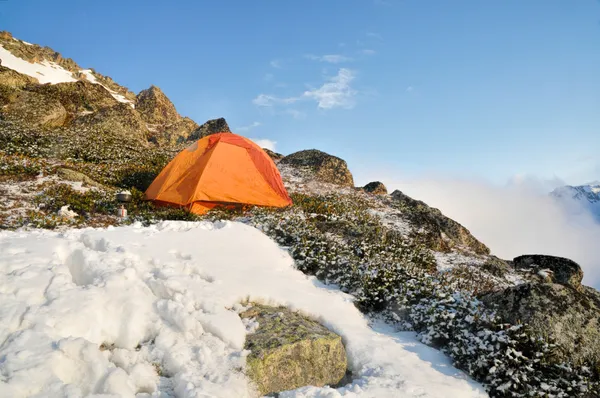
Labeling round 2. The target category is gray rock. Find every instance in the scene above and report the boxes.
[390,189,490,255]
[280,149,354,187]
[363,181,387,195]
[240,304,348,396]
[481,283,600,369]
[513,254,584,291]
[187,117,230,141]
[56,168,105,189]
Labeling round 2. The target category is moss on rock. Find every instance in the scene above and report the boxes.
[240,304,347,396]
[280,149,354,187]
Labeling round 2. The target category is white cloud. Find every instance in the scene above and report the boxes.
[250,138,277,152]
[355,170,600,288]
[366,32,383,41]
[303,68,357,109]
[252,94,300,107]
[283,109,306,119]
[305,54,352,63]
[236,122,261,132]
[252,68,358,112]
[270,59,282,68]
[361,49,376,55]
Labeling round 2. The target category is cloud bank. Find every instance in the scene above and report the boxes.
[250,138,277,152]
[356,171,600,288]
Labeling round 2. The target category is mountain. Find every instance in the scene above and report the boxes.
[1,31,599,396]
[0,30,200,150]
[550,182,600,222]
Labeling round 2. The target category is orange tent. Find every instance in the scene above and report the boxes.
[144,132,293,215]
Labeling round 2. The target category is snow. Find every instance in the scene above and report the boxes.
[0,221,487,397]
[80,69,135,108]
[0,45,77,85]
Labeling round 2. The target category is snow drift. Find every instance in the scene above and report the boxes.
[0,221,486,397]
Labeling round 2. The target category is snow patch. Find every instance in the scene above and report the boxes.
[0,221,487,397]
[0,45,77,84]
[80,69,135,108]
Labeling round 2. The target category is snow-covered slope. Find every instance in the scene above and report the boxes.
[0,221,487,398]
[550,182,600,222]
[0,44,134,107]
[0,45,77,84]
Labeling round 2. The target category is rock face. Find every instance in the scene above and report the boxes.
[135,85,180,126]
[187,117,231,141]
[512,254,584,291]
[263,148,284,162]
[391,189,490,255]
[240,304,347,396]
[28,80,118,115]
[280,149,354,187]
[3,91,68,127]
[363,181,387,195]
[72,103,148,142]
[481,281,600,369]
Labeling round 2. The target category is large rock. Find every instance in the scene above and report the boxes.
[512,254,584,291]
[263,148,284,162]
[363,181,387,195]
[187,117,231,141]
[135,85,180,126]
[391,189,490,255]
[56,168,106,189]
[148,117,199,146]
[240,304,347,396]
[0,65,37,89]
[280,149,354,187]
[71,103,148,142]
[2,90,67,127]
[481,282,600,369]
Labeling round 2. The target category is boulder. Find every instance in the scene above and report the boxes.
[279,149,354,187]
[390,189,490,255]
[0,65,38,89]
[56,168,105,189]
[363,181,387,195]
[512,254,584,291]
[240,304,347,396]
[187,117,231,141]
[481,282,600,369]
[135,85,180,126]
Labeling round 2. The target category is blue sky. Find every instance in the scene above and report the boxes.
[2,0,599,186]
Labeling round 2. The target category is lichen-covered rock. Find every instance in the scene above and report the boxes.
[363,181,387,195]
[0,65,37,89]
[390,189,490,255]
[135,85,180,126]
[2,90,67,127]
[263,148,284,162]
[27,80,118,115]
[513,254,584,290]
[56,168,106,189]
[280,149,354,187]
[240,304,347,396]
[481,282,600,369]
[71,103,148,143]
[187,117,231,141]
[148,117,199,146]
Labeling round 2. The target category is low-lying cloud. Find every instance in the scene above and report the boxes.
[357,171,600,288]
[250,138,277,152]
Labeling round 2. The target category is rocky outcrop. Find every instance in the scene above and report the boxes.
[56,168,106,189]
[512,254,584,290]
[240,304,347,396]
[391,189,490,255]
[2,90,67,127]
[280,149,354,187]
[187,117,231,141]
[481,281,600,370]
[363,181,387,195]
[148,117,199,146]
[0,65,37,89]
[135,85,180,126]
[28,80,118,115]
[71,103,148,142]
[263,148,284,162]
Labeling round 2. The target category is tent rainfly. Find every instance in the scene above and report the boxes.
[144,132,293,214]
